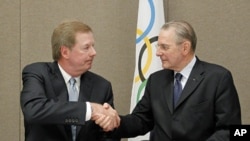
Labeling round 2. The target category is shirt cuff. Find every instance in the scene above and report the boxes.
[85,102,92,121]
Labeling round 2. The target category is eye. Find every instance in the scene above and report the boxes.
[83,46,89,50]
[156,44,169,50]
[80,44,95,52]
[81,45,90,51]
[161,44,169,50]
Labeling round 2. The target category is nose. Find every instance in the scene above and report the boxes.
[90,46,97,56]
[156,47,162,56]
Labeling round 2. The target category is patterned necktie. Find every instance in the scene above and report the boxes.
[174,73,183,108]
[68,78,78,141]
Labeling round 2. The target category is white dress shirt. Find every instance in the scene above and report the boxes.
[175,56,197,89]
[58,64,91,121]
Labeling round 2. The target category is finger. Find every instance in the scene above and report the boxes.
[110,110,119,128]
[91,113,101,121]
[103,119,116,132]
[112,115,117,128]
[115,115,121,128]
[99,116,112,129]
[95,115,110,128]
[103,124,113,132]
[94,114,105,125]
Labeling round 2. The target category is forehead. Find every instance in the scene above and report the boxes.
[75,32,94,41]
[158,28,176,43]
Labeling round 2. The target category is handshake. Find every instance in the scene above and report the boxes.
[90,103,120,132]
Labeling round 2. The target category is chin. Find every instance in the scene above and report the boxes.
[86,65,92,70]
[162,63,167,68]
[163,65,171,69]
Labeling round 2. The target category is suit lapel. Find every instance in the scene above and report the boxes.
[48,62,70,139]
[175,59,205,109]
[162,71,175,114]
[78,72,92,102]
[48,62,69,101]
[76,72,93,136]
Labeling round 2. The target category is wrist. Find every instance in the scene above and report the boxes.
[90,103,99,120]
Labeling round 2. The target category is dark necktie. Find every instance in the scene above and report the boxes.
[69,78,78,141]
[174,73,183,108]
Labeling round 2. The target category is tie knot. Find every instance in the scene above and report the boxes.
[175,73,182,81]
[69,78,76,86]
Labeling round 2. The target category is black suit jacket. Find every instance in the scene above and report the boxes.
[21,62,116,141]
[113,58,241,141]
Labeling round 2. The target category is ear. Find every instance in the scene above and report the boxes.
[60,46,70,59]
[182,41,191,55]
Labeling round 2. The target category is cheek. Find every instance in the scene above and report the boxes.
[75,51,87,59]
[167,50,179,58]
[162,51,173,59]
[163,53,179,65]
[70,53,86,63]
[77,56,88,64]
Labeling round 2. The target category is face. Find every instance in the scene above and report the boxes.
[62,32,96,76]
[156,28,185,71]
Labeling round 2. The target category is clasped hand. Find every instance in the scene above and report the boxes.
[90,103,120,132]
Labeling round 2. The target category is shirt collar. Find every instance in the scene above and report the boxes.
[58,64,80,86]
[176,56,197,79]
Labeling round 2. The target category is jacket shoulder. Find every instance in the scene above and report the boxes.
[83,71,111,84]
[22,62,54,73]
[150,69,172,77]
[199,60,231,74]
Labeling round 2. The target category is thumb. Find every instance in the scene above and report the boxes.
[103,103,111,109]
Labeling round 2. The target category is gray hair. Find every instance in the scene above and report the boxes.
[161,20,197,52]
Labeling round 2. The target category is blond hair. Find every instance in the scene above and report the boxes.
[51,20,93,61]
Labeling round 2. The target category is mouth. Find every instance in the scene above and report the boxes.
[161,60,167,63]
[86,60,92,64]
[87,60,94,64]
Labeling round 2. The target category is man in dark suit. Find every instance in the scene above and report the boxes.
[20,20,120,141]
[102,20,241,140]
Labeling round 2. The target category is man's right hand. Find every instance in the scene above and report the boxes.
[90,103,120,131]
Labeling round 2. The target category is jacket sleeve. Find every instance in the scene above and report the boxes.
[20,63,87,126]
[206,70,241,140]
[111,76,154,138]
